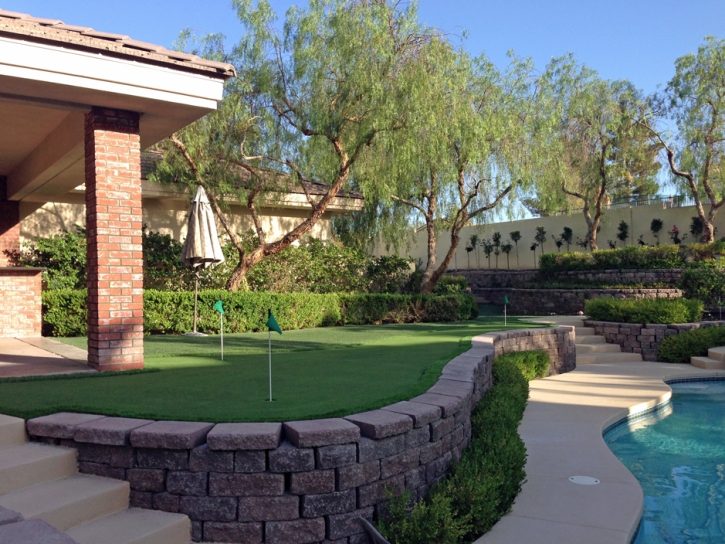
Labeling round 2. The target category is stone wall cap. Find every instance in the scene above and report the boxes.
[283,419,360,448]
[27,412,105,439]
[344,410,413,440]
[381,401,441,428]
[409,393,464,417]
[74,417,154,446]
[130,420,214,450]
[427,379,474,399]
[207,422,282,451]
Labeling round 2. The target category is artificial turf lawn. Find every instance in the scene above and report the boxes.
[0,317,541,422]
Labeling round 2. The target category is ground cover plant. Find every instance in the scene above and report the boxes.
[0,317,540,422]
[43,290,476,337]
[584,298,703,324]
[378,350,550,543]
[657,326,725,363]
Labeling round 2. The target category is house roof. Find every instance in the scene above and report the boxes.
[0,9,236,79]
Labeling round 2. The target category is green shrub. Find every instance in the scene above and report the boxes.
[434,275,468,295]
[17,227,87,290]
[657,326,725,363]
[584,297,704,324]
[42,290,477,337]
[679,268,725,306]
[378,351,549,544]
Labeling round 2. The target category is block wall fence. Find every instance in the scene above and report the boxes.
[584,319,725,361]
[25,326,576,544]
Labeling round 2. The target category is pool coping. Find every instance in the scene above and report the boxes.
[474,335,725,544]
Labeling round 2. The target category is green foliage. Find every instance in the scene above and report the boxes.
[657,326,725,363]
[616,221,629,246]
[679,268,725,305]
[650,218,664,244]
[17,227,86,290]
[584,297,703,324]
[434,275,468,295]
[560,227,573,250]
[379,351,548,544]
[42,290,476,337]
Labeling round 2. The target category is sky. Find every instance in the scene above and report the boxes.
[3,0,725,95]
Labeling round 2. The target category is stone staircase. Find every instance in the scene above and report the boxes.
[691,346,725,370]
[575,325,643,365]
[0,414,190,544]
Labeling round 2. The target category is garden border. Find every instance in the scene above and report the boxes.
[24,327,575,544]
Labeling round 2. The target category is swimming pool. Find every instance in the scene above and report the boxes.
[605,379,725,543]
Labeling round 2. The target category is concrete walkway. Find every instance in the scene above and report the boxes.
[0,338,92,378]
[476,317,725,544]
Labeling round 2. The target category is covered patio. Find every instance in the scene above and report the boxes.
[0,9,235,371]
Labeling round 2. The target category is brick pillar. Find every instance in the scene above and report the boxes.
[0,177,20,267]
[85,107,144,371]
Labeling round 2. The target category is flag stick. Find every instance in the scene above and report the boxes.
[504,304,507,327]
[220,313,224,361]
[268,329,272,402]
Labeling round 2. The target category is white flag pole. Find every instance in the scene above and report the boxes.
[504,304,507,327]
[220,313,224,361]
[268,329,273,402]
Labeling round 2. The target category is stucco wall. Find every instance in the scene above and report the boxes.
[376,202,725,270]
[26,327,575,544]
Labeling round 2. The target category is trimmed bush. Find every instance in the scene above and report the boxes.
[679,268,725,306]
[42,290,477,337]
[539,242,725,273]
[378,350,549,544]
[658,326,725,363]
[584,297,703,324]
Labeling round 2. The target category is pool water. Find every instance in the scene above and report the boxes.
[605,380,725,543]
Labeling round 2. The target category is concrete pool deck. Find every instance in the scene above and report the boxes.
[476,317,725,544]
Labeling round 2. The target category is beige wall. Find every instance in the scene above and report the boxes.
[377,203,725,270]
[20,200,333,243]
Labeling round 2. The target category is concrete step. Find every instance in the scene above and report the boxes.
[576,352,643,365]
[66,508,190,544]
[707,346,725,362]
[575,327,596,336]
[575,335,606,345]
[0,474,129,532]
[691,356,725,370]
[0,415,26,449]
[576,343,622,354]
[0,443,77,495]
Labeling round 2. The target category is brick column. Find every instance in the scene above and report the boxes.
[85,108,144,371]
[0,177,20,267]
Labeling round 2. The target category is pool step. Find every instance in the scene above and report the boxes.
[0,442,77,495]
[576,352,643,365]
[576,343,622,354]
[66,507,190,544]
[691,356,725,370]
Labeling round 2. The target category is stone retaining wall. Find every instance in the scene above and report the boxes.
[584,319,725,361]
[476,288,682,316]
[26,327,575,544]
[456,269,683,289]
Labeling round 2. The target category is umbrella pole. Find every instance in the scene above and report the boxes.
[268,329,273,402]
[193,272,199,334]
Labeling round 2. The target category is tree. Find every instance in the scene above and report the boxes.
[535,226,547,254]
[654,37,725,243]
[534,55,661,249]
[465,245,473,268]
[552,234,564,252]
[153,0,432,290]
[469,234,480,269]
[530,242,539,269]
[492,232,502,269]
[501,242,513,269]
[690,216,705,239]
[368,48,536,293]
[617,220,629,247]
[482,239,493,269]
[561,226,573,251]
[510,230,522,269]
[650,218,663,245]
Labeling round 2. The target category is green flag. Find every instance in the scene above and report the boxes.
[213,300,225,315]
[266,310,282,335]
[503,295,509,305]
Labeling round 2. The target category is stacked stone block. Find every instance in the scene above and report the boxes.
[25,327,574,543]
[585,319,725,361]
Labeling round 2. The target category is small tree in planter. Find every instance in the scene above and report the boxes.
[530,242,539,269]
[637,234,648,246]
[502,242,513,269]
[469,234,480,269]
[650,218,663,245]
[668,224,688,245]
[535,226,547,254]
[465,245,473,269]
[552,234,564,252]
[607,239,617,249]
[492,232,502,269]
[510,230,522,269]
[617,220,629,247]
[561,226,573,251]
[482,239,494,269]
[690,216,704,240]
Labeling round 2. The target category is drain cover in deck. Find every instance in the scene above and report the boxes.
[568,475,600,485]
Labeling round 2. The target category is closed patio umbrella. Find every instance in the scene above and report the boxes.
[181,186,225,335]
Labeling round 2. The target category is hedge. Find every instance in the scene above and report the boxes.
[657,326,725,364]
[584,297,703,324]
[42,290,478,337]
[539,242,725,273]
[679,268,725,306]
[378,350,550,544]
